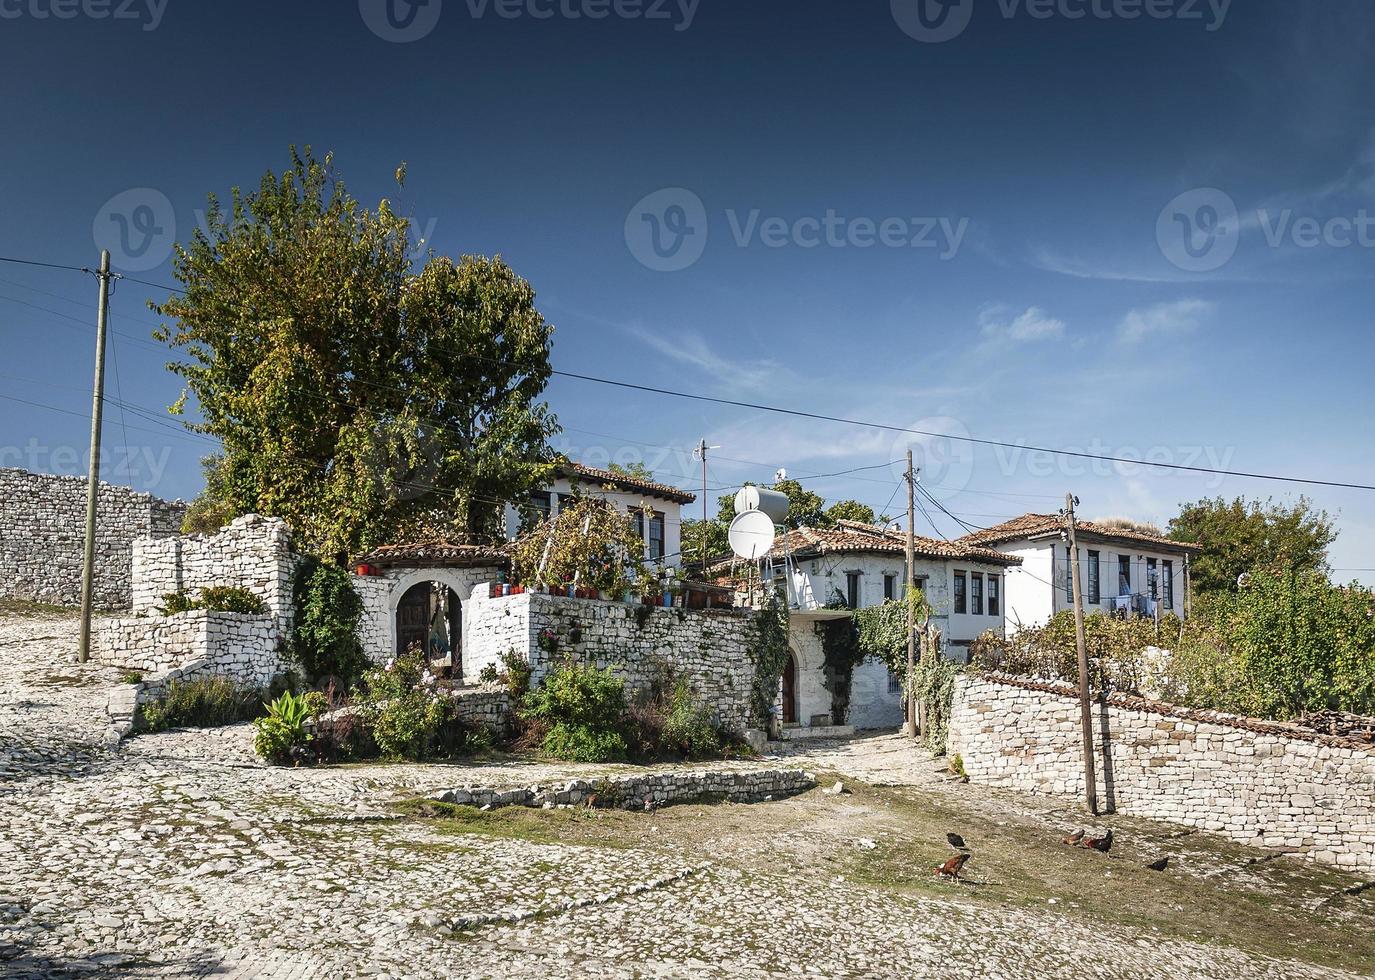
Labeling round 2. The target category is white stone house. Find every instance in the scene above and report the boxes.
[957,514,1201,632]
[503,462,696,569]
[724,520,1022,732]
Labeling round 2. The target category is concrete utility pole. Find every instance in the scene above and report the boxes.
[78,250,114,663]
[905,451,918,739]
[1063,492,1099,815]
[693,439,718,568]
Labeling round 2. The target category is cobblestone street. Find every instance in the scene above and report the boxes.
[2,609,1372,979]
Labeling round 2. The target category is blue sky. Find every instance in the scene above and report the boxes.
[0,0,1372,580]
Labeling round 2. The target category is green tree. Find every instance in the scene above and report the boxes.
[154,148,558,557]
[180,454,238,535]
[607,461,655,480]
[770,478,829,530]
[826,500,876,525]
[1168,496,1337,594]
[681,517,731,566]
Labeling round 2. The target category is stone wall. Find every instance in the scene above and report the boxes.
[93,610,286,686]
[430,768,815,811]
[465,590,760,733]
[350,566,502,665]
[132,515,296,632]
[0,467,185,610]
[947,673,1375,873]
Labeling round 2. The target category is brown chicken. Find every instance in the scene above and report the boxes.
[1082,829,1114,853]
[934,853,972,880]
[1061,829,1085,846]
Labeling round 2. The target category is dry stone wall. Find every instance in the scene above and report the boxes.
[947,673,1375,873]
[132,515,296,632]
[465,590,760,733]
[430,768,815,811]
[0,467,185,610]
[93,610,285,684]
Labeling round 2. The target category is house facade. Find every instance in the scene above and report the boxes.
[958,514,1201,632]
[727,520,1022,732]
[503,462,696,568]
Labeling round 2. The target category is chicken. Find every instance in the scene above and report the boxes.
[934,853,971,880]
[1061,829,1085,846]
[583,793,599,810]
[1082,829,1114,853]
[1145,856,1169,872]
[946,833,968,850]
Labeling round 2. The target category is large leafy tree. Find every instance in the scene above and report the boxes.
[154,149,558,557]
[826,499,876,525]
[1168,496,1337,594]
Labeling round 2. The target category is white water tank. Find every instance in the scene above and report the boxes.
[734,486,790,524]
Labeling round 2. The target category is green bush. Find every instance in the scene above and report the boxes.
[253,690,317,764]
[523,660,628,762]
[157,586,266,616]
[291,557,367,685]
[355,649,456,761]
[659,678,721,760]
[142,676,265,732]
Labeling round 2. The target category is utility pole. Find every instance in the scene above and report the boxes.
[693,439,716,568]
[905,450,918,739]
[1063,492,1098,815]
[78,250,114,663]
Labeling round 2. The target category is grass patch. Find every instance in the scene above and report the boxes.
[393,797,643,848]
[0,598,77,617]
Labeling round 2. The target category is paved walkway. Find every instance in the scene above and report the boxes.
[0,611,1365,978]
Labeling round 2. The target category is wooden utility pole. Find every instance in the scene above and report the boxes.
[905,451,918,739]
[78,250,114,663]
[1063,493,1098,815]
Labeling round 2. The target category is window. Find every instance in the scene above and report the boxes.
[1064,547,1074,603]
[953,571,966,614]
[1148,558,1159,600]
[529,491,552,521]
[1118,555,1132,596]
[883,573,897,602]
[988,575,1000,617]
[1087,550,1101,604]
[970,573,984,615]
[888,669,903,694]
[557,493,575,513]
[648,512,666,561]
[846,572,862,609]
[1163,560,1175,610]
[631,508,645,542]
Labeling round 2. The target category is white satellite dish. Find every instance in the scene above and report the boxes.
[729,510,777,561]
[734,486,790,524]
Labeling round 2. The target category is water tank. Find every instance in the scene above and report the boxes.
[734,486,790,524]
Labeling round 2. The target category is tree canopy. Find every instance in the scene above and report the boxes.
[154,148,558,558]
[1168,496,1337,594]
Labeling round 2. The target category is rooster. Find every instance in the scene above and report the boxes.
[1145,856,1168,872]
[1082,829,1114,853]
[934,853,971,881]
[1061,829,1084,846]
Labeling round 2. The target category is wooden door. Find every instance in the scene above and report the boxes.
[781,654,798,724]
[396,583,431,654]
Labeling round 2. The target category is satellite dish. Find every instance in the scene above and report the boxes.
[734,486,790,524]
[729,510,777,561]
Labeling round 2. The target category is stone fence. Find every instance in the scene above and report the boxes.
[429,768,815,811]
[93,610,285,685]
[947,673,1375,873]
[0,467,185,610]
[131,515,296,632]
[464,589,761,734]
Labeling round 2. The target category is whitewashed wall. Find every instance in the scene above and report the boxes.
[93,610,286,686]
[351,565,503,665]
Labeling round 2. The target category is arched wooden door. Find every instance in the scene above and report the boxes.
[781,653,799,724]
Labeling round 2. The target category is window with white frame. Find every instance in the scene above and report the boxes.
[987,575,1000,616]
[971,572,984,615]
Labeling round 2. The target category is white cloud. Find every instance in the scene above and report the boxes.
[624,325,786,392]
[979,304,1066,343]
[1117,299,1214,345]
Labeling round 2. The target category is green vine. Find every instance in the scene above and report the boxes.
[750,585,791,728]
[912,656,960,754]
[815,617,863,725]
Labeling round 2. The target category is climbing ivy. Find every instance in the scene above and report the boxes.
[750,585,791,728]
[815,617,863,725]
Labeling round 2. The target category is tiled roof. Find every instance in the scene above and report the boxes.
[958,513,1201,553]
[561,462,696,505]
[356,540,511,568]
[711,519,1022,569]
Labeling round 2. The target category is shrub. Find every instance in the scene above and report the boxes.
[523,660,628,762]
[142,676,265,732]
[355,648,458,761]
[290,557,368,685]
[659,678,722,759]
[157,586,266,616]
[498,649,533,697]
[253,690,317,764]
